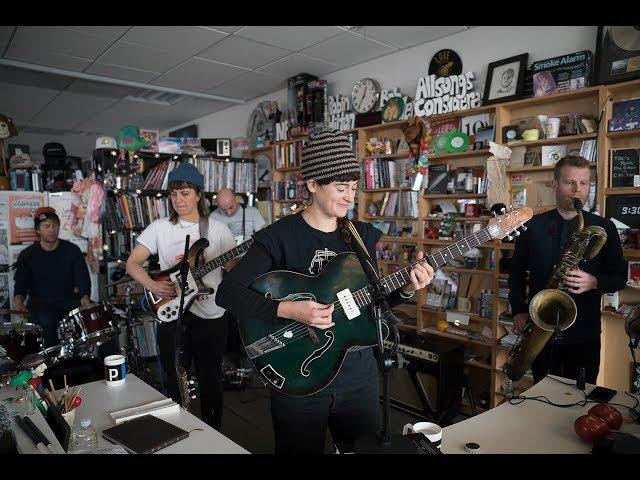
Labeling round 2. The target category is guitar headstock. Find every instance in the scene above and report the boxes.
[487,206,533,241]
[177,366,198,412]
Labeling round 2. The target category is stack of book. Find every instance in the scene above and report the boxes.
[579,140,598,162]
[275,140,304,169]
[362,157,413,189]
[378,191,419,217]
[104,193,169,231]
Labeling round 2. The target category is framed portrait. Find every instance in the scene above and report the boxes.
[482,53,529,105]
[595,26,640,85]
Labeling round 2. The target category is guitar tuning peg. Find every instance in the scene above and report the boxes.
[492,211,497,217]
[506,235,513,241]
[500,208,506,214]
[191,395,197,399]
[514,230,521,236]
[521,225,527,231]
[508,204,513,210]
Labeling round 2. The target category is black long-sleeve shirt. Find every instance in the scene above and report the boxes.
[14,240,91,303]
[216,212,406,389]
[508,209,627,343]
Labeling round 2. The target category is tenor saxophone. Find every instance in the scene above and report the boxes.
[503,199,608,381]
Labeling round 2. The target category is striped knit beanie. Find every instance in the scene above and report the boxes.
[301,129,360,182]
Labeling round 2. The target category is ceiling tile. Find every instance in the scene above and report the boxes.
[197,36,290,69]
[65,79,137,100]
[85,62,161,83]
[355,26,469,49]
[5,43,92,71]
[11,26,114,60]
[0,82,62,124]
[166,97,230,119]
[79,99,176,133]
[257,53,340,78]
[97,41,190,73]
[30,92,120,130]
[300,32,396,67]
[65,26,132,38]
[205,26,245,34]
[151,58,248,92]
[0,26,15,44]
[237,26,343,51]
[208,71,286,100]
[121,26,226,55]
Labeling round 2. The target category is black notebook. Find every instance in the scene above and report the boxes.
[101,414,189,454]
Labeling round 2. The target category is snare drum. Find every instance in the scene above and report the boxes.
[42,344,73,365]
[60,303,119,348]
[0,322,43,363]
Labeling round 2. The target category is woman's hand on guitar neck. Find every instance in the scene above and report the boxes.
[146,279,178,299]
[277,301,335,329]
[401,251,435,295]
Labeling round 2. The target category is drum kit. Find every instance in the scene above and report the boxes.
[0,302,122,370]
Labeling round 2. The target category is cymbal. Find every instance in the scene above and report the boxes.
[104,274,135,288]
[0,309,30,316]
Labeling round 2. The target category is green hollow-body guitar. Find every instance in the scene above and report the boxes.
[238,207,532,396]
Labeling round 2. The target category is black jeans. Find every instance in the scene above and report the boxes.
[270,378,379,454]
[28,298,80,348]
[157,312,228,429]
[532,337,601,384]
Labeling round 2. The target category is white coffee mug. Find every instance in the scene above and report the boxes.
[403,422,442,449]
[104,355,126,386]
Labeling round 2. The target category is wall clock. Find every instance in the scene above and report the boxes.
[351,78,381,114]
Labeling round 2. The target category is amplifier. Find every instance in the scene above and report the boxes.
[382,333,464,420]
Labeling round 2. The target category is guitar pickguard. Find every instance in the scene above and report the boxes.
[300,331,334,377]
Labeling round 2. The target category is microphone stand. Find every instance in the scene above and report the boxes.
[351,244,419,454]
[174,235,191,407]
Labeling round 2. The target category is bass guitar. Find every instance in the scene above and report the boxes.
[238,207,532,396]
[145,238,254,322]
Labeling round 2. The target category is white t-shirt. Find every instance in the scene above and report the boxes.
[136,217,236,319]
[210,206,265,243]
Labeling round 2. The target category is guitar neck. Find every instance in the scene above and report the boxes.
[192,238,254,279]
[353,227,494,307]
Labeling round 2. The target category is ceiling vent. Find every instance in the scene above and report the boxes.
[125,88,188,106]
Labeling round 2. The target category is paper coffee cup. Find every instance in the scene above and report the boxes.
[104,355,126,386]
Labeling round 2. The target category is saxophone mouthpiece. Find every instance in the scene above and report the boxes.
[573,198,583,211]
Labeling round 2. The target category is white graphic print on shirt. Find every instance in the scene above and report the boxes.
[308,248,337,275]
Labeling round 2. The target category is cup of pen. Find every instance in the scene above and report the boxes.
[46,377,82,427]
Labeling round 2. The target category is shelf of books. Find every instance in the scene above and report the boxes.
[598,78,640,392]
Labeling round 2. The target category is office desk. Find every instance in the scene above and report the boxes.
[441,375,640,454]
[2,374,248,454]
[73,374,249,454]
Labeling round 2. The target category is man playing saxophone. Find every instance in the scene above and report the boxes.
[509,155,627,384]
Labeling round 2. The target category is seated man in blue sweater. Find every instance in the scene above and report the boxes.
[13,207,91,348]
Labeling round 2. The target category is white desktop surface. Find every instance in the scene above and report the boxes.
[441,375,640,454]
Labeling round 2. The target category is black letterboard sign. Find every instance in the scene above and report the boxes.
[610,148,639,187]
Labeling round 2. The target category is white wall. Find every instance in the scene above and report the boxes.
[166,26,598,139]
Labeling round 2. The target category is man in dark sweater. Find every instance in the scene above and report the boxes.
[509,155,627,384]
[13,207,91,347]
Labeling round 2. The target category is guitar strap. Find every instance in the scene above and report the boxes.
[199,215,209,241]
[347,220,370,259]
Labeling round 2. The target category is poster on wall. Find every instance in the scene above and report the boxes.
[47,192,89,253]
[0,221,8,266]
[8,193,44,245]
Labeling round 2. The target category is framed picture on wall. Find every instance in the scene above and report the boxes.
[594,26,640,85]
[482,53,529,105]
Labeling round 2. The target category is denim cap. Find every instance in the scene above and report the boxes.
[168,162,204,190]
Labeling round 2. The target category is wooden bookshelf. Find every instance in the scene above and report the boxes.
[428,149,491,161]
[503,132,598,149]
[603,187,640,196]
[362,186,413,193]
[507,164,596,174]
[422,193,487,200]
[606,129,640,139]
[275,166,301,173]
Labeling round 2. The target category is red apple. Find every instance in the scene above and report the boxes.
[574,414,609,442]
[588,403,623,430]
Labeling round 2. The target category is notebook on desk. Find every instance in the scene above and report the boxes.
[101,414,189,454]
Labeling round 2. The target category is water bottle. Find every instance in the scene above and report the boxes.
[72,418,98,451]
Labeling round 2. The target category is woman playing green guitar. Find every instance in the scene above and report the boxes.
[216,129,434,454]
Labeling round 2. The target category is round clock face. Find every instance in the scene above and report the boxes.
[352,78,380,114]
